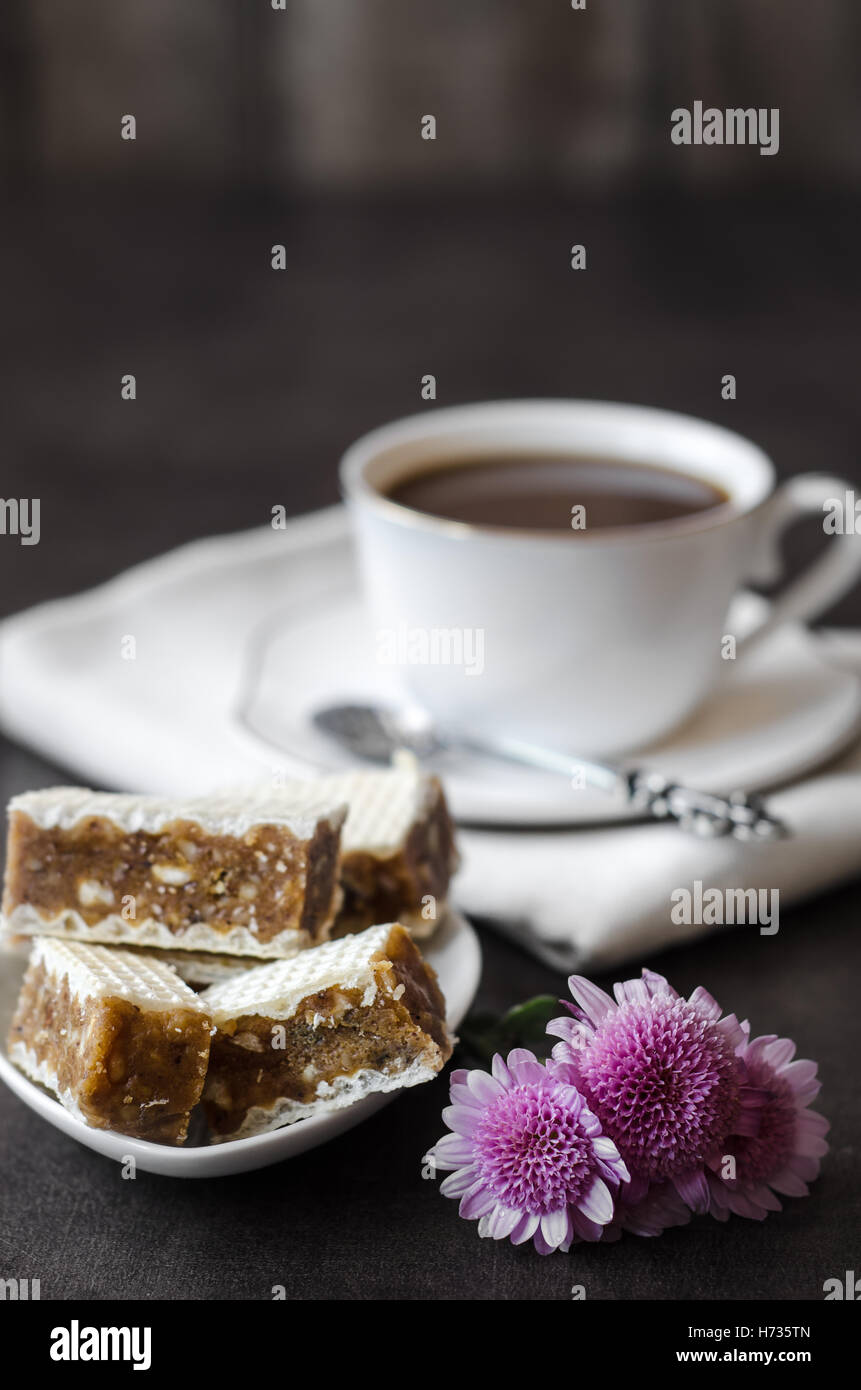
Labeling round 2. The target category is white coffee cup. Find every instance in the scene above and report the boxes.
[340,400,861,755]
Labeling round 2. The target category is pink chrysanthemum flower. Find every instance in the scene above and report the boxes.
[548,970,766,1214]
[706,1030,829,1221]
[429,1048,629,1254]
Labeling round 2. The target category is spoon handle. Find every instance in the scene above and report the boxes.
[453,732,786,841]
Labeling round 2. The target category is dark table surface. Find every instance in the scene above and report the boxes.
[0,190,858,1300]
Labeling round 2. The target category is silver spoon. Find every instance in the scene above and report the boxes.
[311,702,787,841]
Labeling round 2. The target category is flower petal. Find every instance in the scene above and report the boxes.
[792,1081,823,1107]
[441,1104,482,1137]
[576,1108,603,1136]
[570,1207,604,1242]
[641,969,677,999]
[439,1165,478,1198]
[432,1133,476,1167]
[483,1204,522,1240]
[532,1227,556,1257]
[506,1049,546,1086]
[459,1181,496,1220]
[715,1012,747,1050]
[795,1132,829,1158]
[545,1014,578,1044]
[708,1180,731,1220]
[734,1106,764,1138]
[782,1059,818,1092]
[448,1081,486,1110]
[797,1110,830,1136]
[726,1189,769,1220]
[688,985,722,1021]
[673,1168,710,1213]
[466,1068,505,1105]
[568,976,617,1026]
[762,1037,796,1069]
[491,1053,512,1087]
[738,1085,769,1108]
[547,1053,580,1084]
[740,1033,778,1065]
[578,1176,614,1225]
[786,1155,820,1183]
[768,1166,809,1198]
[596,1156,630,1187]
[749,1183,782,1213]
[591,1135,622,1163]
[510,1212,540,1245]
[539,1208,571,1252]
[618,1173,649,1206]
[550,1039,578,1067]
[613,977,649,1007]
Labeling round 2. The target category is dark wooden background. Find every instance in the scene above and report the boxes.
[0,3,859,1303]
[2,0,861,193]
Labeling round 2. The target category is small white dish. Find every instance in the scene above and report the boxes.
[0,911,481,1178]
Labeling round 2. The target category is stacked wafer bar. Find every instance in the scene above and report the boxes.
[8,939,212,1144]
[201,923,452,1140]
[2,771,457,1145]
[7,924,451,1146]
[2,764,459,958]
[280,759,459,938]
[108,762,457,971]
[2,786,348,958]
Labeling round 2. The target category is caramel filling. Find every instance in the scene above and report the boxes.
[4,812,340,946]
[336,783,457,933]
[204,926,450,1137]
[8,959,211,1144]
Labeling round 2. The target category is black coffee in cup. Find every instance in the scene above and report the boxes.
[386,454,731,531]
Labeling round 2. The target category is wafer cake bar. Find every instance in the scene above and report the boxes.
[7,939,212,1144]
[200,922,452,1140]
[2,786,347,958]
[280,759,459,939]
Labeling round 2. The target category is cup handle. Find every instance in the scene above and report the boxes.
[738,473,861,650]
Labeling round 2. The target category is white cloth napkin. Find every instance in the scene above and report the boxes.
[2,508,860,972]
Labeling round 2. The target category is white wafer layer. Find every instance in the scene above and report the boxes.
[9,785,347,840]
[28,937,206,1012]
[8,1042,90,1126]
[201,922,396,1025]
[4,904,306,959]
[275,755,435,856]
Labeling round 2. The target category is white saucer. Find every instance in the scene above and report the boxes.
[236,566,861,827]
[0,911,481,1178]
